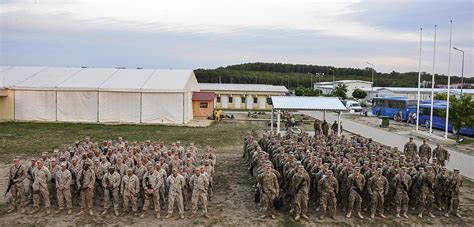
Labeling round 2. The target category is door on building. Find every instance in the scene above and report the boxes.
[259,97,266,109]
[246,96,253,110]
[221,96,228,108]
[234,96,241,109]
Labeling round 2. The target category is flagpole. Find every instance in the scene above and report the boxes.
[445,20,453,139]
[429,25,437,135]
[416,28,423,131]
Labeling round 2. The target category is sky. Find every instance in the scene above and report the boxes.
[0,0,472,77]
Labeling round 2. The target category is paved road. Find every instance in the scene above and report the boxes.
[300,111,474,180]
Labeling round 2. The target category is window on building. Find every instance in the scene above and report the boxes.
[216,97,221,103]
[241,96,246,103]
[253,97,258,103]
[267,97,272,105]
[229,97,233,103]
[200,102,208,108]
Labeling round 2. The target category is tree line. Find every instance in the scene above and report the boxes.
[194,62,473,89]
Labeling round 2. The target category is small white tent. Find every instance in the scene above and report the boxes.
[0,66,199,124]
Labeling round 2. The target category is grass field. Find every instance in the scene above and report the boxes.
[0,121,267,161]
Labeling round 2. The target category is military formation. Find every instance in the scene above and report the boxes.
[6,137,215,219]
[244,120,462,221]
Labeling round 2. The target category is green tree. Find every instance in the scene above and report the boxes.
[352,89,367,99]
[294,87,320,96]
[333,83,347,100]
[449,95,474,137]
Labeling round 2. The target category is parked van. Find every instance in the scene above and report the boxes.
[345,100,362,112]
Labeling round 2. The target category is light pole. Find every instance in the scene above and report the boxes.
[366,62,374,91]
[453,46,465,98]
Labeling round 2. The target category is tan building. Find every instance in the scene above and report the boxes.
[198,83,288,110]
[192,92,214,119]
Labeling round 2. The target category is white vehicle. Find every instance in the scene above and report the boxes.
[345,100,362,112]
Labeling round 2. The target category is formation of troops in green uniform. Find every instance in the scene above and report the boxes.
[244,121,463,221]
[6,137,216,219]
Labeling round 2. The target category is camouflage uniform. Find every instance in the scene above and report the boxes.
[418,143,431,161]
[121,172,140,213]
[393,171,411,217]
[403,140,417,160]
[55,168,73,212]
[432,146,449,167]
[190,172,209,216]
[102,170,121,213]
[257,169,279,218]
[318,173,338,219]
[77,165,95,214]
[291,169,310,219]
[8,163,26,213]
[418,170,435,217]
[32,166,51,213]
[142,169,163,217]
[346,171,365,217]
[367,172,388,218]
[445,170,462,217]
[166,173,186,218]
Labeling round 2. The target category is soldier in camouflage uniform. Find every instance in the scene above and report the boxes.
[418,165,436,218]
[418,139,432,162]
[166,168,186,219]
[346,166,365,219]
[77,160,95,216]
[121,168,140,216]
[141,164,164,219]
[393,167,411,218]
[7,157,26,214]
[432,143,450,167]
[318,170,338,220]
[257,164,279,219]
[55,162,73,214]
[403,137,417,161]
[367,168,388,219]
[445,168,462,218]
[190,166,210,218]
[30,160,51,215]
[292,165,310,221]
[102,166,121,216]
[24,158,37,206]
[435,166,449,211]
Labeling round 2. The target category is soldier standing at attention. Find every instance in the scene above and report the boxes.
[190,167,210,218]
[292,165,310,221]
[393,167,411,218]
[55,162,73,215]
[367,168,388,219]
[314,119,321,135]
[102,166,121,217]
[77,160,95,216]
[418,139,432,162]
[445,168,463,218]
[322,120,329,137]
[318,170,338,220]
[121,168,140,216]
[30,160,51,215]
[257,164,279,219]
[7,157,26,214]
[166,168,186,219]
[141,164,163,219]
[418,166,436,218]
[432,143,450,167]
[403,137,417,161]
[346,166,365,219]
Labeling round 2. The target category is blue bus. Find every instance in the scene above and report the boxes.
[371,97,417,121]
[419,100,474,136]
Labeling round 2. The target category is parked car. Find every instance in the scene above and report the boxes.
[345,100,362,112]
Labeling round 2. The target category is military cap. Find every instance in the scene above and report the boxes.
[354,166,361,170]
[432,157,437,160]
[108,166,115,170]
[31,158,36,161]
[453,168,460,172]
[377,168,383,172]
[401,167,406,170]
[298,165,304,169]
[60,162,67,167]
[426,165,432,169]
[418,167,424,171]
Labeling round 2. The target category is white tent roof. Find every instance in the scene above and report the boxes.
[271,96,348,111]
[199,83,288,93]
[0,66,198,93]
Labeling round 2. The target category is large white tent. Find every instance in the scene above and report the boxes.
[0,66,199,124]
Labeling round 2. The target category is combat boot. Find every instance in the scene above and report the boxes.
[444,213,450,218]
[295,214,300,221]
[46,208,51,215]
[370,214,375,219]
[455,213,461,218]
[20,208,25,214]
[428,213,435,218]
[190,213,197,218]
[180,214,185,219]
[7,206,17,213]
[203,213,209,219]
[402,213,408,218]
[357,212,364,219]
[260,214,266,219]
[89,210,94,216]
[114,210,119,216]
[319,215,325,220]
[156,212,160,219]
[271,214,276,219]
[29,207,39,214]
[418,212,423,218]
[77,209,84,215]
[380,213,385,218]
[302,214,309,219]
[101,209,108,216]
[55,209,62,214]
[346,211,352,218]
[140,212,145,218]
[165,213,172,219]
[67,209,72,215]
[396,213,401,218]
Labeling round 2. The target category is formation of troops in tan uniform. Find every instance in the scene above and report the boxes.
[6,137,215,219]
[244,120,463,221]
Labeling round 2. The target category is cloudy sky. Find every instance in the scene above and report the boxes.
[0,0,472,77]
